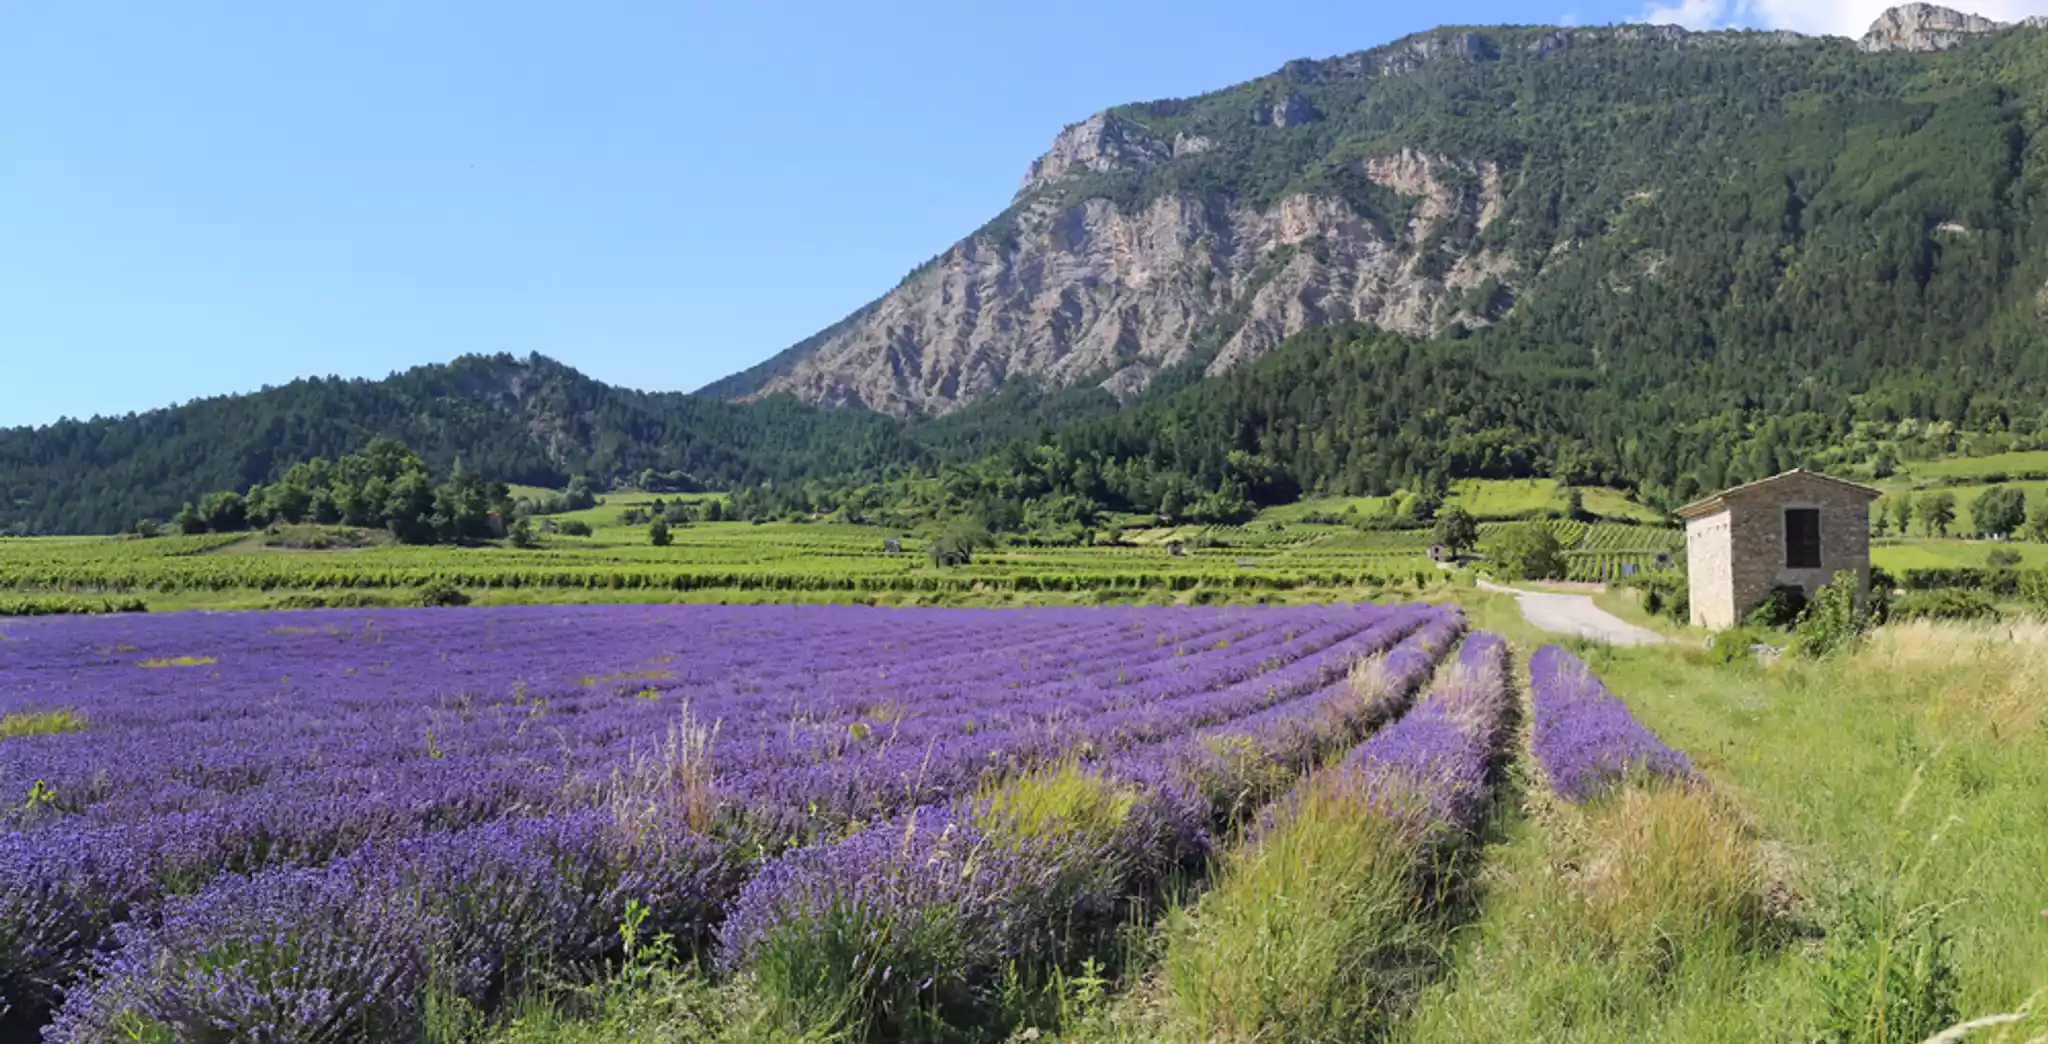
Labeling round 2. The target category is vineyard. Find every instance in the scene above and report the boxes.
[0,515,1695,608]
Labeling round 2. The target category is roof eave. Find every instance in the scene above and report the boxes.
[1674,496,1727,520]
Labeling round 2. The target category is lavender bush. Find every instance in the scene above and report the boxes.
[1528,644,1696,802]
[1337,630,1511,830]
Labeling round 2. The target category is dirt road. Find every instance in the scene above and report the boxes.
[1476,579,1670,646]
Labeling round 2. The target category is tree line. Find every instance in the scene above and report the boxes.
[167,438,521,546]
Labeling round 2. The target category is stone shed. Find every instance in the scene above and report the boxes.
[1675,469,1883,631]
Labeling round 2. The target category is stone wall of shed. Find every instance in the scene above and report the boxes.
[1686,510,1737,629]
[1725,481,1873,621]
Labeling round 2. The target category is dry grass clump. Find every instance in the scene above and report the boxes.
[1854,619,2048,744]
[604,703,722,837]
[1574,782,1773,973]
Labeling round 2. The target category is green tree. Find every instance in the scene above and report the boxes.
[1433,506,1479,556]
[564,475,598,511]
[1488,525,1565,581]
[1892,493,1916,537]
[927,520,990,567]
[2024,496,2048,542]
[1917,491,1957,538]
[173,503,206,535]
[198,491,248,533]
[1969,484,2026,538]
[1564,486,1589,522]
[507,516,538,549]
[649,517,672,547]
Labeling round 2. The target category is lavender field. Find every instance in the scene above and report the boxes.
[8,604,2031,1043]
[0,602,1464,1040]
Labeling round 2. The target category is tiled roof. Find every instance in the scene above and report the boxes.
[1674,468,1883,520]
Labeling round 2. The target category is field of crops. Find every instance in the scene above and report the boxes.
[2,602,1460,1038]
[4,601,2039,1042]
[0,600,1748,1044]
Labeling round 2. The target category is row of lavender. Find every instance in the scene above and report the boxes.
[1527,644,1696,802]
[1150,631,1514,1040]
[1,603,1454,1037]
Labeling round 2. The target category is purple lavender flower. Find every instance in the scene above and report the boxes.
[1333,630,1511,832]
[1527,644,1696,802]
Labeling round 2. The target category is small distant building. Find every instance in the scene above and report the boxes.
[1675,469,1883,631]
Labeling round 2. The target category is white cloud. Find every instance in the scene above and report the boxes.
[1638,0,2048,36]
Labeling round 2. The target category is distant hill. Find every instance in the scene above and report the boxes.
[0,354,921,534]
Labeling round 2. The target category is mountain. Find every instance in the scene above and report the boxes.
[0,355,924,535]
[708,6,2048,417]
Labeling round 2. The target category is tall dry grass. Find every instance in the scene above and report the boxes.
[604,703,722,838]
[1853,619,2048,744]
[1573,781,1773,974]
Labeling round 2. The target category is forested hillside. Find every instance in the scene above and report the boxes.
[0,355,923,534]
[724,14,2048,522]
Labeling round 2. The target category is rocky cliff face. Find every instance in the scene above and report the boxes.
[1860,3,2009,52]
[749,146,1514,417]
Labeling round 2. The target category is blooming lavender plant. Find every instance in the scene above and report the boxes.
[1332,630,1512,834]
[1527,644,1696,802]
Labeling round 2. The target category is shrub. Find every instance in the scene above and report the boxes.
[1629,571,1690,624]
[1487,525,1565,581]
[1745,585,1808,630]
[1790,572,1867,659]
[648,519,672,548]
[1700,626,1769,666]
[1890,588,1999,623]
[1814,888,1960,1044]
[415,583,471,608]
[557,520,592,537]
[0,596,148,617]
[1985,547,2022,569]
[269,592,396,610]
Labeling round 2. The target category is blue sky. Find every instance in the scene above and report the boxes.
[0,0,2032,427]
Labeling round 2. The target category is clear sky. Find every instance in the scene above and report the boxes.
[2,0,2038,427]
